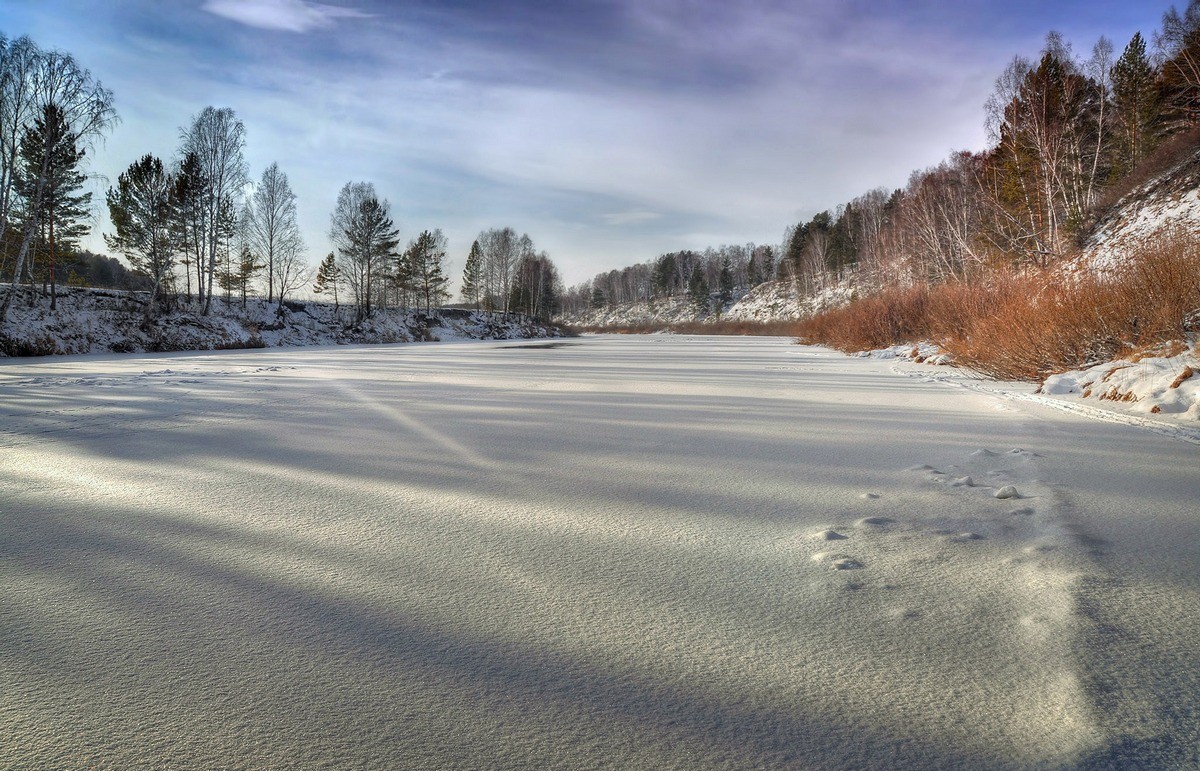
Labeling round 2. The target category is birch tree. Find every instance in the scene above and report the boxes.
[243,161,303,305]
[180,106,247,315]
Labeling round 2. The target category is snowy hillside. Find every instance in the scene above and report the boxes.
[1083,145,1200,269]
[0,287,560,357]
[558,276,858,328]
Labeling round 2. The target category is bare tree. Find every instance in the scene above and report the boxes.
[1157,0,1200,126]
[477,226,522,313]
[0,35,42,263]
[243,161,303,306]
[180,106,247,315]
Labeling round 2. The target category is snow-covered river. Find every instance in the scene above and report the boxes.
[2,335,1197,769]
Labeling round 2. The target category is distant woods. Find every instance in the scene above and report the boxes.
[780,15,1200,288]
[559,244,775,317]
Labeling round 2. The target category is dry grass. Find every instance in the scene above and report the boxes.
[798,233,1200,381]
[794,285,933,352]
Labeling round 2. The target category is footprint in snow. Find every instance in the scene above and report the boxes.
[856,516,895,528]
[946,532,985,543]
[813,529,848,541]
[859,492,881,500]
[811,552,865,570]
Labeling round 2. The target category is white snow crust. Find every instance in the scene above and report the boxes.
[0,286,556,356]
[2,336,1198,768]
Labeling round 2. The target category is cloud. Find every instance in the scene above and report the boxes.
[201,0,369,33]
[602,210,663,227]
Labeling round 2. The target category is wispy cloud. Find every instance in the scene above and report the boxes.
[201,0,369,33]
[602,210,663,227]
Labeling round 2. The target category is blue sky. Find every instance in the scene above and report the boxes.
[2,0,1168,285]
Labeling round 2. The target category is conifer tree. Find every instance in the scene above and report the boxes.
[330,182,399,322]
[688,264,709,312]
[718,255,734,310]
[461,239,483,309]
[17,103,92,311]
[105,154,176,313]
[406,228,450,311]
[172,151,208,304]
[1111,32,1161,175]
[312,251,339,312]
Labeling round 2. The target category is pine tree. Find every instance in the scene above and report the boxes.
[406,229,450,311]
[312,251,339,312]
[105,154,176,313]
[461,239,483,309]
[330,183,400,322]
[17,103,92,312]
[219,245,261,308]
[688,265,709,312]
[172,151,208,304]
[718,255,734,310]
[1111,32,1161,175]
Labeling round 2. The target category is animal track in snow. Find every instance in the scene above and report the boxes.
[811,551,864,570]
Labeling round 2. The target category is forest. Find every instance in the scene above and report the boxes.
[0,34,564,332]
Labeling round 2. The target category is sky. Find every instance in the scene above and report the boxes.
[1,0,1169,287]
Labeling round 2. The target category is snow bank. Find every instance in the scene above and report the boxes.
[1041,347,1200,421]
[854,341,954,366]
[0,286,560,357]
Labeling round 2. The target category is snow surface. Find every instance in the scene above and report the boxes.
[0,286,557,356]
[2,336,1199,768]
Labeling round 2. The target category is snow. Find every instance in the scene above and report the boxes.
[558,276,857,328]
[1041,349,1200,421]
[861,340,1200,426]
[3,335,1199,768]
[0,286,557,356]
[1083,149,1200,272]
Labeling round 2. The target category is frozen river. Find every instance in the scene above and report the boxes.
[2,335,1198,769]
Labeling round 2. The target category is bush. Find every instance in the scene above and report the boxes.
[798,232,1200,381]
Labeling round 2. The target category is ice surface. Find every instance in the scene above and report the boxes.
[2,336,1198,768]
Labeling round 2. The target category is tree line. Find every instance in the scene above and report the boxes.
[0,32,565,327]
[559,243,776,317]
[780,5,1200,293]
